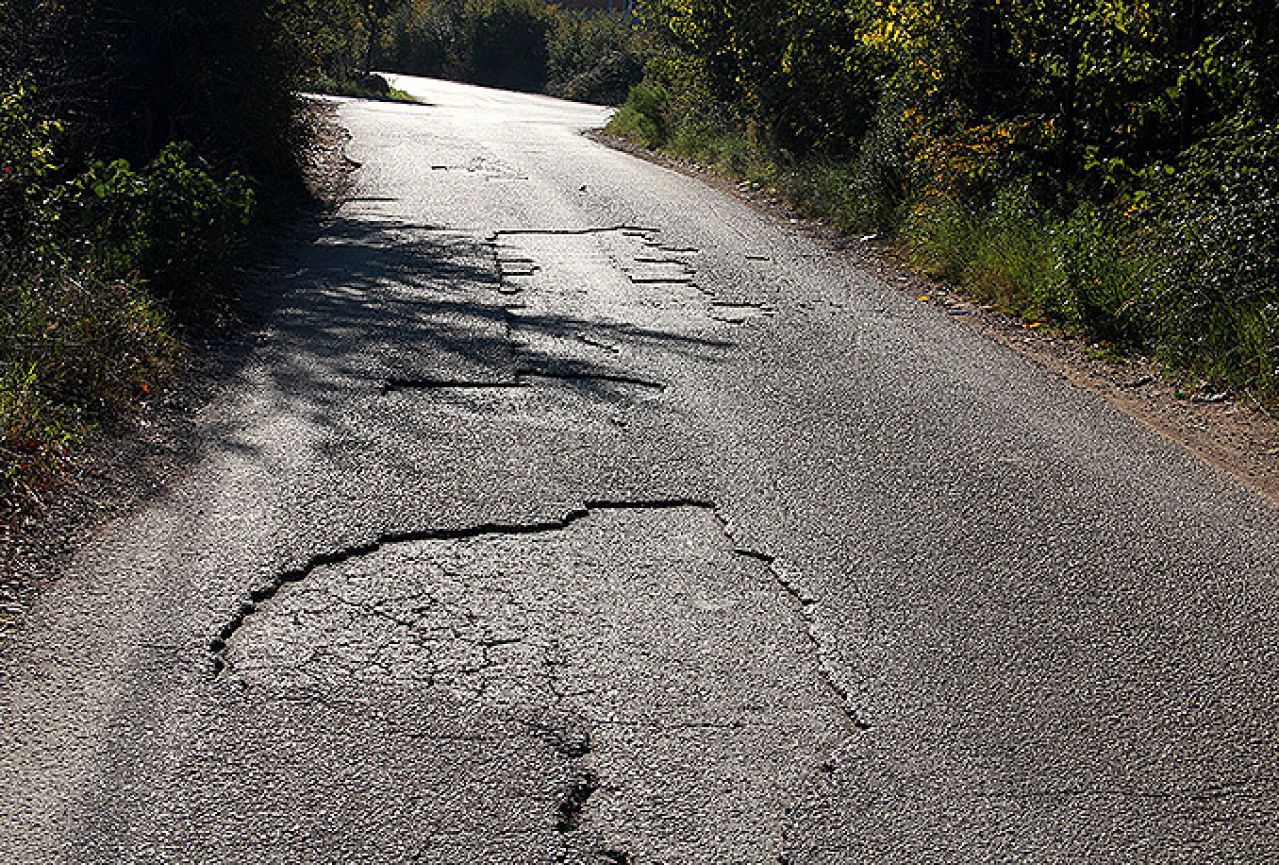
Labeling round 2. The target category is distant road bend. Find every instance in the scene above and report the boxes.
[1,76,1276,863]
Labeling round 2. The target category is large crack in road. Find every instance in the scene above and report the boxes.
[218,503,859,863]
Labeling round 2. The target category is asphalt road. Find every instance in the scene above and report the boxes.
[2,75,1277,864]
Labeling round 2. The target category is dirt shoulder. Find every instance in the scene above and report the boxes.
[0,101,355,639]
[590,130,1279,508]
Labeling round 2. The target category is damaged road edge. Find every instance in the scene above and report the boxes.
[209,498,873,733]
[208,499,713,675]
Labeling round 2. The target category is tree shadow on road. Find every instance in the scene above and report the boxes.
[204,214,731,459]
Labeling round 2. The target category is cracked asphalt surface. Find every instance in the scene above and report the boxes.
[2,76,1278,863]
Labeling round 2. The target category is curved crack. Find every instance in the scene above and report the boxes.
[556,770,599,832]
[210,499,714,675]
[210,498,872,732]
[723,546,872,732]
[211,497,870,863]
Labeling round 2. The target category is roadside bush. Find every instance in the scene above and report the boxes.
[956,189,1059,319]
[611,0,1279,401]
[458,0,555,92]
[551,47,643,106]
[386,0,644,104]
[548,12,645,105]
[784,103,911,233]
[1,263,175,428]
[900,193,975,286]
[0,0,286,516]
[3,0,302,185]
[840,103,910,230]
[384,0,461,79]
[901,192,1144,340]
[1,260,176,511]
[608,81,669,148]
[1136,121,1279,395]
[279,0,370,87]
[53,143,256,311]
[1050,204,1145,344]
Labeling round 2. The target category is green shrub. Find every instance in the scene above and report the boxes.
[607,81,670,148]
[1,79,253,513]
[552,48,644,105]
[385,1,645,103]
[841,102,910,231]
[1051,203,1145,344]
[459,0,555,92]
[0,77,59,250]
[307,73,416,103]
[1,260,176,510]
[786,106,909,234]
[3,0,303,185]
[958,189,1059,319]
[901,193,974,284]
[1136,120,1279,394]
[384,0,462,79]
[786,161,849,225]
[619,1,1279,402]
[279,0,370,86]
[548,12,645,105]
[49,143,255,313]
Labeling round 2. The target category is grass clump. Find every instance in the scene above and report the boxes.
[1,76,259,516]
[0,264,178,509]
[307,72,417,103]
[608,82,669,149]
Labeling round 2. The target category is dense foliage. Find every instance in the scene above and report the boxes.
[1,0,298,513]
[383,0,646,103]
[614,0,1279,399]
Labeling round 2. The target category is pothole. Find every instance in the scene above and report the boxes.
[491,226,774,330]
[216,502,858,863]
